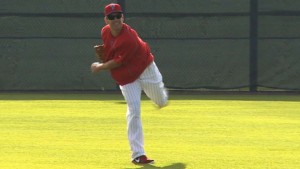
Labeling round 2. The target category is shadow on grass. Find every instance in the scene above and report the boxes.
[1,92,300,102]
[125,163,186,169]
[0,93,124,101]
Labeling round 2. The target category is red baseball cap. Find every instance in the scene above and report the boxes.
[104,3,122,16]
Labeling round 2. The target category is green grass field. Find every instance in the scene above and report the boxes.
[0,93,299,169]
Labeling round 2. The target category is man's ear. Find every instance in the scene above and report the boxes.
[104,17,108,24]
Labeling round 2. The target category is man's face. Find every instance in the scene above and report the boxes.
[105,12,123,31]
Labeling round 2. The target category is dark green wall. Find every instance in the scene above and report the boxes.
[1,0,300,91]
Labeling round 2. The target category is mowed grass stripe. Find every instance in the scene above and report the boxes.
[0,93,299,169]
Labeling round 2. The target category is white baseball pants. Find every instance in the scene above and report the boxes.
[120,62,168,159]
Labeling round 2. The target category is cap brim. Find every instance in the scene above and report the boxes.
[106,10,122,16]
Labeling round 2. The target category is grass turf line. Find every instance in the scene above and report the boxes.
[0,93,299,169]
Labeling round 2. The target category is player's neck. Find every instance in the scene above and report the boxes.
[110,25,123,37]
[111,30,121,37]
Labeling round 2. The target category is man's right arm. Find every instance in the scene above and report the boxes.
[91,59,121,73]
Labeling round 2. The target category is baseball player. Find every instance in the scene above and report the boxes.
[90,3,168,165]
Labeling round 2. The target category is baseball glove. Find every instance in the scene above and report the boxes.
[94,44,105,62]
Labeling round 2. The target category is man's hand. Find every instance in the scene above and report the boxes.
[91,62,102,73]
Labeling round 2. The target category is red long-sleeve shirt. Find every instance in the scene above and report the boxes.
[101,23,154,86]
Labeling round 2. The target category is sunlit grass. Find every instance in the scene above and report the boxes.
[0,93,299,169]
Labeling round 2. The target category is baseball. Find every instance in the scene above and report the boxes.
[91,62,101,73]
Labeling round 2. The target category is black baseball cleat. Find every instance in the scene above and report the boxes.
[132,155,154,165]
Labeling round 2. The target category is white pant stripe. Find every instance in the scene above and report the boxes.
[120,62,168,159]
